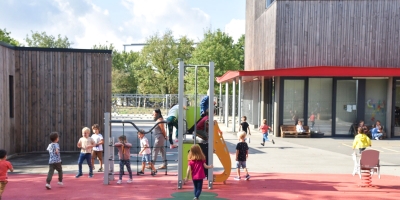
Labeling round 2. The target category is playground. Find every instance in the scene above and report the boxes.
[4,118,400,199]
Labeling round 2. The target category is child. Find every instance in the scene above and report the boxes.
[114,135,133,184]
[0,149,13,199]
[137,130,157,176]
[45,132,63,189]
[296,120,306,133]
[234,131,250,180]
[353,127,372,154]
[309,112,315,129]
[239,116,251,143]
[76,127,95,178]
[371,120,383,140]
[259,119,275,146]
[91,124,104,172]
[184,145,213,200]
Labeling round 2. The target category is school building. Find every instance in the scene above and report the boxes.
[216,0,400,138]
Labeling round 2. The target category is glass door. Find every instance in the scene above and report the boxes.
[335,80,357,135]
[394,80,400,136]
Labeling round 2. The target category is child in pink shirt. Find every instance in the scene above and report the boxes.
[258,119,275,146]
[184,145,213,200]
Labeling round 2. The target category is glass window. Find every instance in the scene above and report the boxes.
[308,78,332,136]
[283,80,304,125]
[364,79,387,131]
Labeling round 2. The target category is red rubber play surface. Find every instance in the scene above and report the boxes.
[3,172,399,199]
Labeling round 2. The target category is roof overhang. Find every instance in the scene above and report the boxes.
[216,66,400,83]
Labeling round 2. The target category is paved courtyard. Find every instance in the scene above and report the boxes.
[3,116,400,199]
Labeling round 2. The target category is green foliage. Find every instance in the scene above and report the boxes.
[25,31,73,48]
[136,30,194,94]
[188,29,244,94]
[93,42,140,93]
[0,28,20,46]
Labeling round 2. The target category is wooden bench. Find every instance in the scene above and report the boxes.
[352,124,386,139]
[280,125,311,138]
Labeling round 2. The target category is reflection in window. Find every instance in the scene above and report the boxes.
[308,78,332,136]
[283,80,304,125]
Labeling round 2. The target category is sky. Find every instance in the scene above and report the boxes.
[0,0,245,51]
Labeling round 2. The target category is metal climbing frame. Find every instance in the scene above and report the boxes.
[177,60,214,189]
[103,113,171,185]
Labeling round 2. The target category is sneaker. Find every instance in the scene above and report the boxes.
[272,139,275,144]
[193,198,198,200]
[57,182,63,186]
[75,173,83,178]
[98,168,103,172]
[170,144,177,149]
[245,174,251,180]
[234,176,241,180]
[127,179,133,183]
[261,143,264,146]
[117,180,122,184]
[138,171,144,175]
[46,184,51,189]
[158,165,167,169]
[151,171,156,176]
[375,137,379,140]
[88,174,93,178]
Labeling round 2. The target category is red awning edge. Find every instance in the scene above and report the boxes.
[216,66,400,83]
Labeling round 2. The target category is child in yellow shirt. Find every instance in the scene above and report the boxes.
[352,127,371,154]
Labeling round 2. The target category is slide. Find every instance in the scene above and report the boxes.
[212,122,231,183]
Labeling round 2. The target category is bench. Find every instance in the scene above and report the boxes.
[352,124,386,139]
[280,125,311,138]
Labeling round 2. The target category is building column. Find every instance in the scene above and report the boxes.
[386,77,393,139]
[225,82,229,127]
[232,79,236,132]
[238,77,242,133]
[273,77,280,136]
[260,78,265,121]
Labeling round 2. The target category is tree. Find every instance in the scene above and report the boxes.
[93,43,140,93]
[136,30,194,94]
[25,31,73,48]
[188,29,243,94]
[0,28,20,46]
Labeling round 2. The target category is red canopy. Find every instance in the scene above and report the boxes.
[216,66,400,83]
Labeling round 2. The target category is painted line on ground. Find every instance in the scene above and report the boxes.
[341,143,383,152]
[381,147,400,153]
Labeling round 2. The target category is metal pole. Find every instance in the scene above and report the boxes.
[225,82,229,127]
[219,83,223,122]
[194,66,198,144]
[232,79,236,132]
[177,60,184,189]
[238,77,242,131]
[208,61,214,189]
[103,112,110,185]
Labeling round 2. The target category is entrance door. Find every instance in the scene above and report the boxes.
[335,80,357,135]
[394,80,400,137]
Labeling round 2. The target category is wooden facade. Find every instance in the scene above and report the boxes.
[0,43,112,154]
[246,0,400,70]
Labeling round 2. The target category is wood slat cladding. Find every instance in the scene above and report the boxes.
[0,45,15,154]
[0,43,111,153]
[246,0,277,71]
[246,0,400,70]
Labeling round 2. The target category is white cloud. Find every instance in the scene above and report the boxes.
[0,0,241,51]
[224,19,245,42]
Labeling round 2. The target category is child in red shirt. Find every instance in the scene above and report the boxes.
[259,119,275,146]
[0,149,14,199]
[184,145,213,200]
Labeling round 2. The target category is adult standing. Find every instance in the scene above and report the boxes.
[151,109,168,170]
